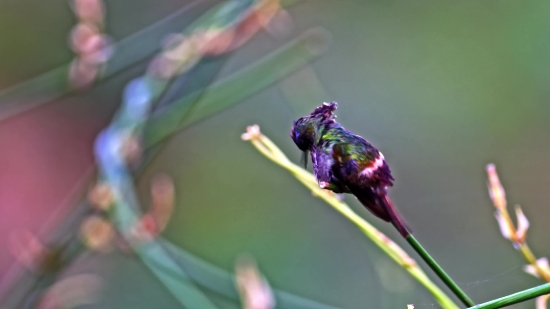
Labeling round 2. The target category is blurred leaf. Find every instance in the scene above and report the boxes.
[144,27,331,147]
[160,239,342,309]
[135,241,220,309]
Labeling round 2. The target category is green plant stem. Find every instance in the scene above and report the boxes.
[406,235,475,307]
[467,282,550,309]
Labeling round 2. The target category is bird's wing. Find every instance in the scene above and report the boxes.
[331,136,379,169]
[332,135,394,187]
[311,149,349,193]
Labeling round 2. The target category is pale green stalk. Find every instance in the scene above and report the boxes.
[244,132,460,309]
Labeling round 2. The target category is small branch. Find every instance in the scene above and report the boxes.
[467,282,550,309]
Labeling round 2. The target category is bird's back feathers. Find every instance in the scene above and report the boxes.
[291,102,411,237]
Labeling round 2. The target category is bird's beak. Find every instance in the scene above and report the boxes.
[300,150,309,169]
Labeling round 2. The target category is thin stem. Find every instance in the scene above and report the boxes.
[499,208,550,281]
[468,282,550,309]
[406,235,475,307]
[520,243,550,281]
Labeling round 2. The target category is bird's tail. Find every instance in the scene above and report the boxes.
[349,186,411,238]
[379,194,411,238]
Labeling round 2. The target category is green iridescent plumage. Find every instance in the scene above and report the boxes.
[290,102,409,237]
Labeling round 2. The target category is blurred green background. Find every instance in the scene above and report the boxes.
[1,0,550,308]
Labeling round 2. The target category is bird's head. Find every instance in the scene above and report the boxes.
[290,101,338,167]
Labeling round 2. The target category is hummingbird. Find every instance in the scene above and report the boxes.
[290,102,410,237]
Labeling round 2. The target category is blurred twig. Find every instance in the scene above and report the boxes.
[241,125,460,309]
[235,256,275,309]
[93,1,291,308]
[0,27,328,309]
[68,0,113,88]
[1,1,325,308]
[0,0,214,121]
[486,164,550,308]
